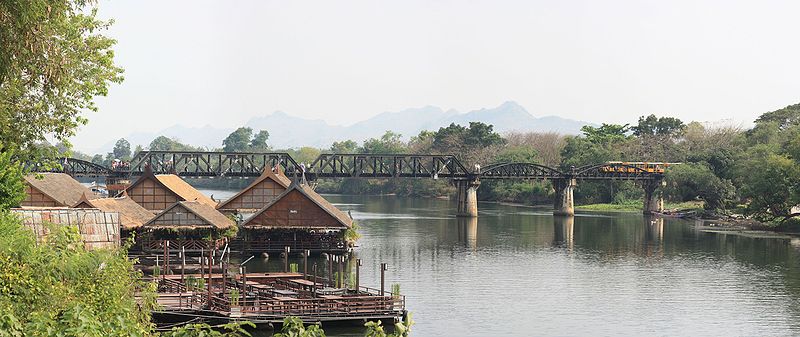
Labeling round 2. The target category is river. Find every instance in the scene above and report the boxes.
[200,189,800,336]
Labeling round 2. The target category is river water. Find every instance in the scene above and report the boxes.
[203,190,800,336]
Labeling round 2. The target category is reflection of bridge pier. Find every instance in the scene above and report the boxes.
[457,216,478,250]
[553,215,574,250]
[644,216,664,242]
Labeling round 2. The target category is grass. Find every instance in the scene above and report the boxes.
[576,200,705,212]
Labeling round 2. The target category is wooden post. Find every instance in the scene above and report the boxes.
[338,255,344,288]
[328,255,334,287]
[181,246,185,284]
[200,247,205,279]
[380,263,387,295]
[312,263,317,297]
[284,246,290,273]
[303,250,309,278]
[207,248,213,308]
[163,240,169,280]
[356,258,362,291]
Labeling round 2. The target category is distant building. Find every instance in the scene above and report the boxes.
[138,200,235,252]
[240,183,352,253]
[123,166,216,212]
[21,173,96,207]
[11,208,121,250]
[216,167,291,214]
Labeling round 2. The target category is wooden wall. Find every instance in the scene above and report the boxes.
[148,204,209,228]
[247,190,342,229]
[20,185,60,207]
[221,178,285,210]
[127,178,180,211]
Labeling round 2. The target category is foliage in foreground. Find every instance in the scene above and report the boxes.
[0,211,153,336]
[159,322,255,337]
[273,314,414,337]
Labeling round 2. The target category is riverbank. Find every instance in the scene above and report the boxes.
[575,200,704,212]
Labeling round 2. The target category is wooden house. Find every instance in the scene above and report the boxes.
[72,193,154,233]
[216,167,291,214]
[138,200,235,252]
[21,173,95,207]
[240,183,353,253]
[11,208,121,250]
[123,167,216,212]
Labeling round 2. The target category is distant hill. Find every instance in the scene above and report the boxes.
[90,101,592,153]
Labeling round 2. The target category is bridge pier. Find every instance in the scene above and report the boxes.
[643,180,664,214]
[455,179,480,217]
[552,178,576,216]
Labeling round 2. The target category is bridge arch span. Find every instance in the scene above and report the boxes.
[479,162,564,179]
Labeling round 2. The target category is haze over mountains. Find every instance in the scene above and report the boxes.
[88,101,591,154]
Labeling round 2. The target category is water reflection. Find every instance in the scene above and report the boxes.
[552,215,574,251]
[237,194,800,336]
[456,217,478,250]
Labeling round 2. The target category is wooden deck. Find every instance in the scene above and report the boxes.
[147,272,405,324]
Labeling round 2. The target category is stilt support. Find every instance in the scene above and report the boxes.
[643,179,664,214]
[455,179,480,217]
[552,178,576,216]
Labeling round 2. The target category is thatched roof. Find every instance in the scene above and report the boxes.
[24,173,96,207]
[154,175,217,207]
[216,167,291,211]
[73,193,153,230]
[242,183,352,229]
[143,201,233,230]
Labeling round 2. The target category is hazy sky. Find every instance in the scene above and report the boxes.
[75,0,800,152]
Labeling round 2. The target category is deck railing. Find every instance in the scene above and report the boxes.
[154,275,405,320]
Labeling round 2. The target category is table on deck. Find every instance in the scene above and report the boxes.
[272,289,298,298]
[288,278,319,291]
[317,287,346,296]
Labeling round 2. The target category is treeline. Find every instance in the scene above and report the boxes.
[83,103,800,225]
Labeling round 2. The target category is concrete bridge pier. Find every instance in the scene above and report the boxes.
[455,179,480,217]
[552,178,577,216]
[643,180,665,214]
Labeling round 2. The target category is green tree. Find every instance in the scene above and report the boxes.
[0,0,123,166]
[291,147,322,165]
[663,163,735,210]
[753,102,800,130]
[580,123,630,144]
[250,130,271,151]
[631,114,686,137]
[0,152,25,210]
[223,127,254,152]
[91,154,104,165]
[149,136,196,151]
[738,154,800,222]
[362,131,406,154]
[113,138,131,160]
[330,140,358,153]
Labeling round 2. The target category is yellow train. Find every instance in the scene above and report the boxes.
[599,162,677,174]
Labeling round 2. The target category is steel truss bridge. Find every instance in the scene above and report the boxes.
[32,151,664,182]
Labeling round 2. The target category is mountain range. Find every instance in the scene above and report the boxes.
[90,101,591,154]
